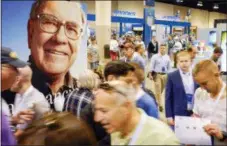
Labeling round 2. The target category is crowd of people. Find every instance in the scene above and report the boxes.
[1,1,226,146]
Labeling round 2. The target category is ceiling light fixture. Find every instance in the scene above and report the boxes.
[176,0,183,3]
[197,1,203,7]
[213,4,219,9]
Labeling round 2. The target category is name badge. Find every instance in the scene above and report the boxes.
[162,67,165,72]
[186,94,193,111]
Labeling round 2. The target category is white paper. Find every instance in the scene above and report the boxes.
[175,116,212,145]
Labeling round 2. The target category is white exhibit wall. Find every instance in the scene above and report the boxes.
[216,23,227,46]
[197,28,217,45]
[217,23,227,72]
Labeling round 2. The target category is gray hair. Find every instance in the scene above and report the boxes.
[77,70,101,90]
[99,78,137,105]
[29,0,86,25]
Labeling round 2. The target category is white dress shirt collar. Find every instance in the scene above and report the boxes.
[179,68,194,94]
[136,88,145,100]
[126,52,137,62]
[158,53,166,57]
[20,85,34,98]
[179,67,192,76]
[14,85,34,113]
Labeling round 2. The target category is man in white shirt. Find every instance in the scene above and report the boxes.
[193,60,226,145]
[110,35,119,61]
[10,65,50,133]
[172,36,183,53]
[148,44,171,111]
[149,44,171,74]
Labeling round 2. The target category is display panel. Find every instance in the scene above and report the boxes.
[221,31,227,72]
[208,30,217,45]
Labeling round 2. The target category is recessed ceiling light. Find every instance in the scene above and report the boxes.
[213,4,219,9]
[197,1,203,7]
[176,0,183,3]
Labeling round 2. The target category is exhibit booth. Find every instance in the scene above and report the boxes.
[215,19,227,74]
[195,19,227,74]
[153,19,191,45]
[86,12,191,48]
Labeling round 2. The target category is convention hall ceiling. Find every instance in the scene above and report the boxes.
[156,0,227,14]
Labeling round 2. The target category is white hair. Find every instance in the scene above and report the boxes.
[77,69,100,90]
[107,79,137,105]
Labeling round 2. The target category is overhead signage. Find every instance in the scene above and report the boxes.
[160,16,181,21]
[113,10,136,18]
[144,7,155,47]
[145,7,155,27]
[144,0,155,7]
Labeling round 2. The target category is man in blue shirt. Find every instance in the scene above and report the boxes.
[148,44,171,112]
[104,61,158,118]
[129,62,159,118]
[121,43,146,71]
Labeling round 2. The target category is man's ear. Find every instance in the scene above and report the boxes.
[214,72,220,77]
[27,20,34,50]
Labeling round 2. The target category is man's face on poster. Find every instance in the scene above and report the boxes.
[28,1,84,76]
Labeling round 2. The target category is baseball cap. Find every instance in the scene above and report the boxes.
[1,47,27,68]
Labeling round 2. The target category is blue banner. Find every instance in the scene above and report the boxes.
[145,0,155,7]
[143,7,155,48]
